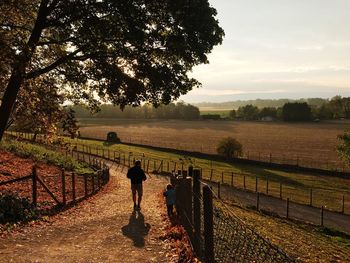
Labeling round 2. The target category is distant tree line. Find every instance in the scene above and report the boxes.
[195,98,329,110]
[72,102,200,120]
[229,96,350,122]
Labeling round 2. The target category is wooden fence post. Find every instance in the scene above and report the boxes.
[266,179,269,195]
[84,174,88,197]
[217,181,221,199]
[167,161,170,172]
[61,169,66,205]
[321,206,324,226]
[309,189,313,206]
[32,166,37,206]
[286,198,290,219]
[256,192,260,211]
[280,183,282,199]
[203,185,214,263]
[221,171,224,184]
[92,174,95,193]
[97,171,101,188]
[183,178,193,241]
[255,177,258,192]
[210,169,213,181]
[72,172,76,203]
[231,172,234,186]
[193,170,201,256]
[243,175,246,189]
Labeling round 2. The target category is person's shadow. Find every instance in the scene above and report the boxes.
[121,211,151,247]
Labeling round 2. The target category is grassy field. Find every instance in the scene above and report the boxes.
[77,118,350,171]
[40,135,350,214]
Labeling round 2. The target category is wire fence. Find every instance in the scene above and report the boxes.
[6,132,350,223]
[212,200,295,262]
[105,135,349,173]
[172,172,297,262]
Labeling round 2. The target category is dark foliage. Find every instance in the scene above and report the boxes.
[0,193,38,224]
[282,102,312,122]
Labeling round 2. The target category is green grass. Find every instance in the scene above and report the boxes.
[0,138,94,174]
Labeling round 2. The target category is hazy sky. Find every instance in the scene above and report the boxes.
[180,0,350,102]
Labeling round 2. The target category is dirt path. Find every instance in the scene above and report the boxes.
[211,182,350,233]
[0,165,175,263]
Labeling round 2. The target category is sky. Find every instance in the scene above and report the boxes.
[180,0,350,103]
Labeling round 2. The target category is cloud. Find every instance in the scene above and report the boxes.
[189,88,286,96]
[296,46,324,51]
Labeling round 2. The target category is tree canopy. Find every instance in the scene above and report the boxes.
[282,102,312,122]
[72,102,200,120]
[0,0,224,140]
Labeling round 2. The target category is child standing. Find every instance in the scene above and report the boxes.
[163,184,176,216]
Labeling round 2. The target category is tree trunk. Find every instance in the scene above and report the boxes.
[0,0,50,141]
[0,69,25,141]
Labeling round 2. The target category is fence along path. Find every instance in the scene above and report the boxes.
[8,132,350,232]
[48,136,350,214]
[68,144,299,262]
[3,135,297,262]
[212,181,350,234]
[62,139,350,216]
[0,156,110,209]
[171,172,297,262]
[0,160,173,262]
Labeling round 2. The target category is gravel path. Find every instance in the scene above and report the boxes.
[0,165,175,263]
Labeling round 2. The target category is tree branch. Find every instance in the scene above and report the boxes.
[47,0,61,13]
[0,24,32,32]
[37,37,76,46]
[25,49,81,79]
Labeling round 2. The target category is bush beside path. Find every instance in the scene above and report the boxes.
[0,166,178,263]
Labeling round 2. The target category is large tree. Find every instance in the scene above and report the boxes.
[0,0,224,140]
[282,102,312,122]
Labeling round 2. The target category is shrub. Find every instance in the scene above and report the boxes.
[216,137,243,158]
[0,194,38,224]
[106,132,121,143]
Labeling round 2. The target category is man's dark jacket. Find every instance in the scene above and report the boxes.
[127,166,146,184]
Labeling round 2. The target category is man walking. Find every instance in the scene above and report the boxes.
[127,160,147,210]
